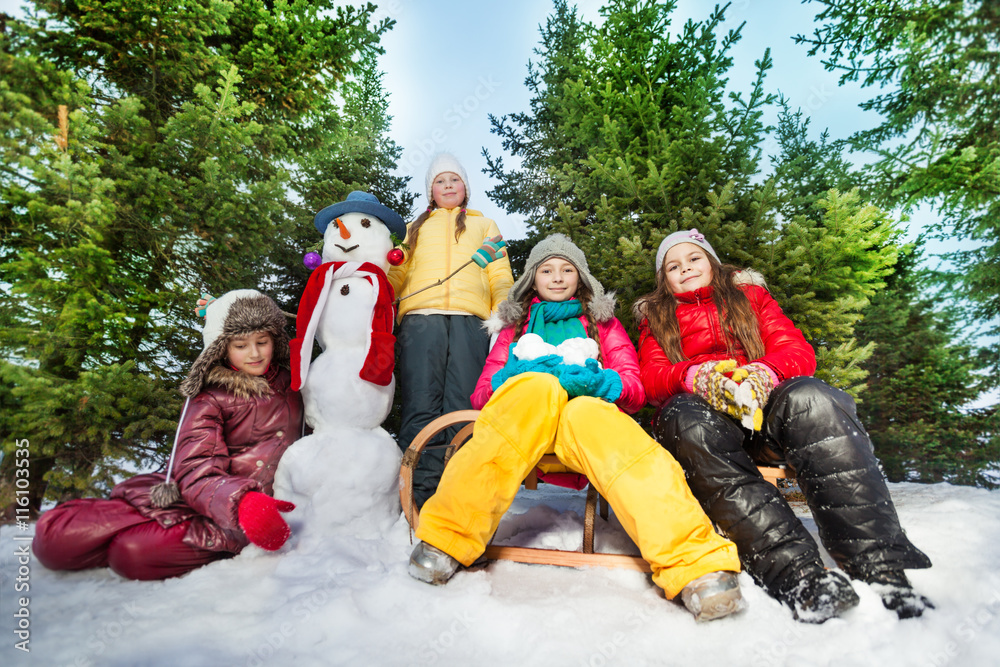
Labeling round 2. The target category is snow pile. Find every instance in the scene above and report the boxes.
[4,481,1000,666]
[513,333,600,367]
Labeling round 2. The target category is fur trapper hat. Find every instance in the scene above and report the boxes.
[492,233,615,331]
[180,290,290,398]
[425,153,469,203]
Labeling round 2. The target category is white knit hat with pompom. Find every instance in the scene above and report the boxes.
[425,153,469,203]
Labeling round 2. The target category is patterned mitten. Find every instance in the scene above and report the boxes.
[693,360,744,421]
[732,363,775,431]
[238,491,295,551]
[471,235,508,268]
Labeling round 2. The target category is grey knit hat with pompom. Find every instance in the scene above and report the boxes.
[495,233,615,328]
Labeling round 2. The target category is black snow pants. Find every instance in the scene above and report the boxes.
[396,314,490,507]
[652,376,931,599]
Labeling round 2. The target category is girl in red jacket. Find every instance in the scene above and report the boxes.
[33,290,303,580]
[635,228,932,623]
[408,234,745,622]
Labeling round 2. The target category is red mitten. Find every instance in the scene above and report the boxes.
[238,491,295,551]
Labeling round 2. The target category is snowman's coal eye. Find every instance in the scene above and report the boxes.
[361,218,371,228]
[341,285,350,296]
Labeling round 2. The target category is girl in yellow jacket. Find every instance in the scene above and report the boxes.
[388,153,513,507]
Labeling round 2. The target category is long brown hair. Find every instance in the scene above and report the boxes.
[405,194,469,248]
[512,277,604,364]
[634,253,765,363]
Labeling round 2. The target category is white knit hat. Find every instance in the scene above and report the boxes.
[425,153,469,203]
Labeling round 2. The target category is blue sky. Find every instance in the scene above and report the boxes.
[378,0,889,237]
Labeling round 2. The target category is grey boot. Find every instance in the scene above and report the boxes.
[408,542,461,585]
[680,571,746,622]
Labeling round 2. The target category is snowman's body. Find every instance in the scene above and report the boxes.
[302,272,394,431]
[274,210,403,538]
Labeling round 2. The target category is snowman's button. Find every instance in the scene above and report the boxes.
[275,430,284,438]
[256,460,264,468]
[341,285,350,295]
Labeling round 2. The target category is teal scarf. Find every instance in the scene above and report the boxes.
[527,300,585,345]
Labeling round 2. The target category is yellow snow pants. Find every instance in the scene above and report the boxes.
[415,373,740,599]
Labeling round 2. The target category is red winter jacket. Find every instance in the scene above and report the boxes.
[472,314,646,415]
[638,284,816,406]
[111,366,304,553]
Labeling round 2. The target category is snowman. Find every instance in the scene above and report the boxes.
[273,191,407,540]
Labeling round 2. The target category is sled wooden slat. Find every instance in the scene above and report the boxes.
[759,465,792,487]
[483,545,651,572]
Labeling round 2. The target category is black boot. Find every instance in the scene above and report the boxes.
[780,568,860,624]
[863,570,934,619]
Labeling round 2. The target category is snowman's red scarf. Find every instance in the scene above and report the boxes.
[291,261,396,391]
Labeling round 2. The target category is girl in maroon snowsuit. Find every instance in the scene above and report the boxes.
[33,290,303,580]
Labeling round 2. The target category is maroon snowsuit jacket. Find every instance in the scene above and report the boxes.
[110,366,303,553]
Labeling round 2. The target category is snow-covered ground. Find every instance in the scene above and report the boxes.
[2,481,999,667]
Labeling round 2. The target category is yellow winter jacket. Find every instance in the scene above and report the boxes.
[388,207,513,323]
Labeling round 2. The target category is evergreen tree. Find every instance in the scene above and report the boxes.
[0,1,407,515]
[485,0,896,396]
[795,0,1000,375]
[771,100,999,482]
[855,241,1000,486]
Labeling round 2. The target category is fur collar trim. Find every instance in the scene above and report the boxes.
[486,292,617,335]
[200,365,275,400]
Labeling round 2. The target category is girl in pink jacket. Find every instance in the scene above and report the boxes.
[407,234,744,622]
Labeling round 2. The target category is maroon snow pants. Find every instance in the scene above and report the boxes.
[33,498,228,580]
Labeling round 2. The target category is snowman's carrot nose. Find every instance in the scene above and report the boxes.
[335,217,351,239]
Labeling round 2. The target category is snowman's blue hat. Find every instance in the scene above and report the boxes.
[313,191,406,239]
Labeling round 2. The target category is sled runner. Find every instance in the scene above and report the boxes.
[399,410,795,572]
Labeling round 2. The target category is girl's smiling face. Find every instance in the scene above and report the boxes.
[431,171,466,209]
[533,257,579,302]
[227,332,273,376]
[662,242,713,294]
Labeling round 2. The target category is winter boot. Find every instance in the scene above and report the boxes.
[783,570,860,623]
[864,570,934,619]
[408,541,461,585]
[679,571,746,622]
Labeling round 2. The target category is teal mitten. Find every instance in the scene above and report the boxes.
[558,359,622,403]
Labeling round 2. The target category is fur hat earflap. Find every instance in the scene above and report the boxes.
[180,290,290,398]
[425,153,469,203]
[496,233,616,329]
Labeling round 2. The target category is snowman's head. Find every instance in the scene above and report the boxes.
[321,211,394,269]
[313,191,407,271]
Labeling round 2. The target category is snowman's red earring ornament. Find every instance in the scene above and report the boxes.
[386,234,407,266]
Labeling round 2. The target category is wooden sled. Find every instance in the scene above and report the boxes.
[399,410,794,573]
